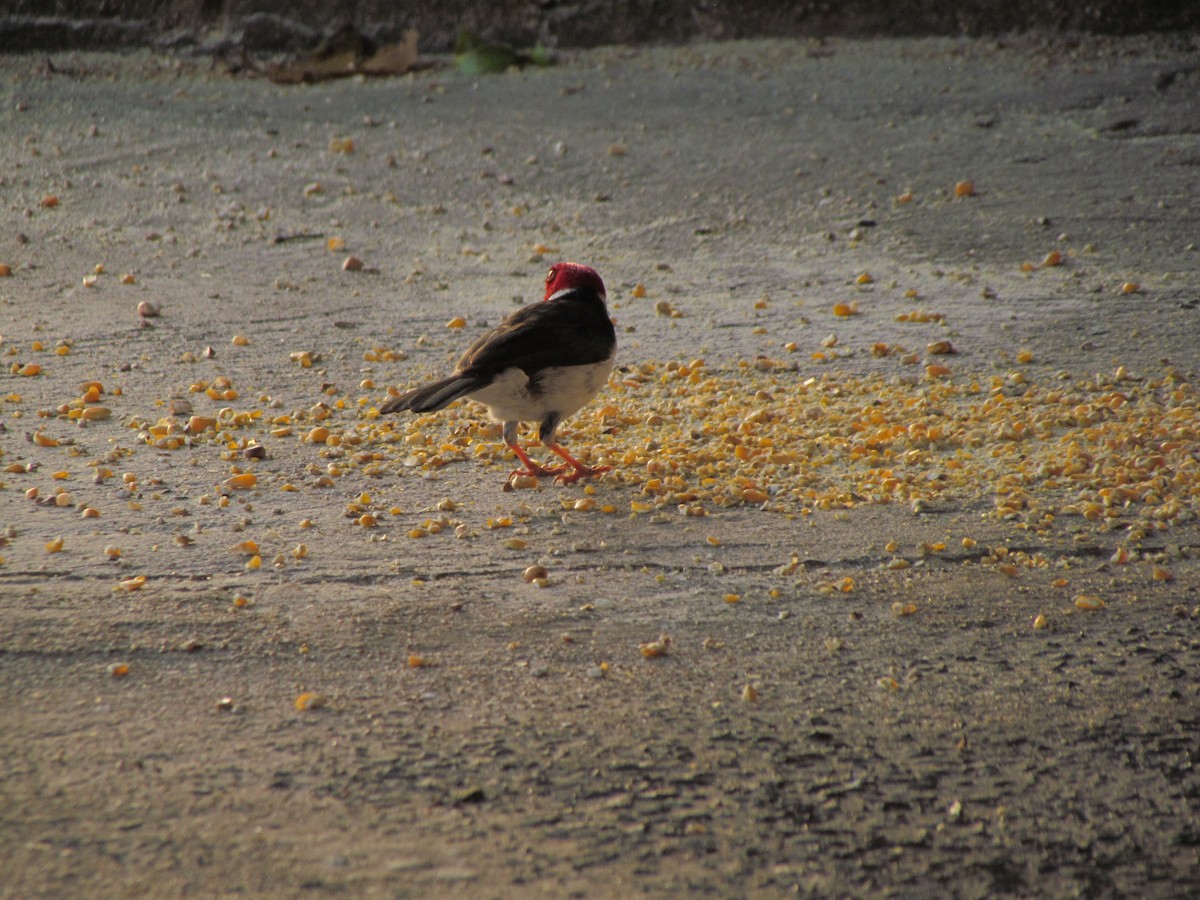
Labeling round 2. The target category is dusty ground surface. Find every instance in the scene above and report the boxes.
[2,35,1199,897]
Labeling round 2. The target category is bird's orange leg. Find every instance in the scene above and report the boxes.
[507,440,567,481]
[545,442,611,485]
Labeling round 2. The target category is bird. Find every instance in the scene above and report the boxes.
[380,262,616,485]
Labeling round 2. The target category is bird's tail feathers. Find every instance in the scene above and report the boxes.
[379,375,487,414]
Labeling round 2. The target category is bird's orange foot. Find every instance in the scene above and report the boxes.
[554,463,612,485]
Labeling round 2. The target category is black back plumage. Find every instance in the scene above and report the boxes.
[379,286,614,416]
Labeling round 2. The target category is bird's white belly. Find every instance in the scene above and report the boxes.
[471,357,614,424]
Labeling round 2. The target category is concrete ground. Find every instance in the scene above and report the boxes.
[1,34,1199,897]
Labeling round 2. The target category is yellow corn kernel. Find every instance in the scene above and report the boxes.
[639,635,671,658]
[223,473,257,491]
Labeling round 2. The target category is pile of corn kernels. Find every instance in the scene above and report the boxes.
[6,340,1198,583]
[379,358,1198,539]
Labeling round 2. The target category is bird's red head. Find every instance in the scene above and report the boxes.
[544,262,606,303]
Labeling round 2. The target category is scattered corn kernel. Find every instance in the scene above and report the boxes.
[221,473,257,491]
[523,565,548,582]
[639,634,671,658]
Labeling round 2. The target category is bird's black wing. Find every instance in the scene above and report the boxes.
[456,291,615,377]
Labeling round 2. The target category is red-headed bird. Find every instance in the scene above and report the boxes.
[380,263,615,484]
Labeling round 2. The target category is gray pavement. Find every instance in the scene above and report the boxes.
[1,36,1199,898]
